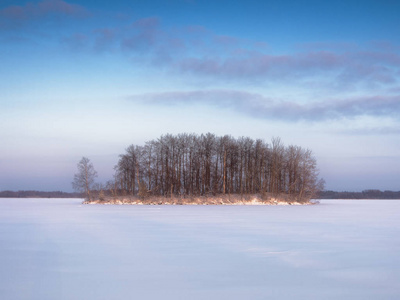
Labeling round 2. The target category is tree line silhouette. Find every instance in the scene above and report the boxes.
[109,133,324,201]
[319,190,400,199]
[0,190,82,198]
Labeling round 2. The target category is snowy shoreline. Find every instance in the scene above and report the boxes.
[83,194,316,206]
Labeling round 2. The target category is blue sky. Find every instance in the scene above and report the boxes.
[1,0,399,192]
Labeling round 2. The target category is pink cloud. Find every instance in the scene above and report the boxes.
[131,17,159,30]
[0,5,27,20]
[174,48,400,87]
[0,0,87,21]
[176,52,341,78]
[121,17,189,64]
[94,28,117,52]
[122,17,161,52]
[129,89,400,123]
[38,0,85,15]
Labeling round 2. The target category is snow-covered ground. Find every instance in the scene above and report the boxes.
[0,198,399,300]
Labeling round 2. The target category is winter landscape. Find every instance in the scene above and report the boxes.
[1,0,399,299]
[1,198,399,300]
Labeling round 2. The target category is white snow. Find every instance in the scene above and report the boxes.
[0,198,399,300]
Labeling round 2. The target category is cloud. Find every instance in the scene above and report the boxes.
[63,17,167,54]
[37,0,85,15]
[94,28,117,52]
[63,17,254,64]
[177,52,339,78]
[175,50,400,88]
[120,21,400,89]
[0,0,87,27]
[129,89,400,122]
[57,13,400,93]
[122,17,161,53]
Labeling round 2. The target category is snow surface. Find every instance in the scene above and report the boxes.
[0,198,399,300]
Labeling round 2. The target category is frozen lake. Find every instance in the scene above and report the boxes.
[0,198,399,300]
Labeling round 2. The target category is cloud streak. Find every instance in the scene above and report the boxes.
[0,0,87,27]
[175,51,400,88]
[130,89,400,123]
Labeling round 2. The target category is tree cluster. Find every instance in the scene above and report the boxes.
[110,133,324,202]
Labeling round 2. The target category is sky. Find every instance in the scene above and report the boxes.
[0,0,399,192]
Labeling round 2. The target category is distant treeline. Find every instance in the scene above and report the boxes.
[111,133,324,201]
[319,190,400,199]
[3,189,399,199]
[0,190,82,198]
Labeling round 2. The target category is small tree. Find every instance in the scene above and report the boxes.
[72,157,98,201]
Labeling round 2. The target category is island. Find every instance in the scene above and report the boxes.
[74,133,325,205]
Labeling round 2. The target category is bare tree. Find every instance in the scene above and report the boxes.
[72,157,98,201]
